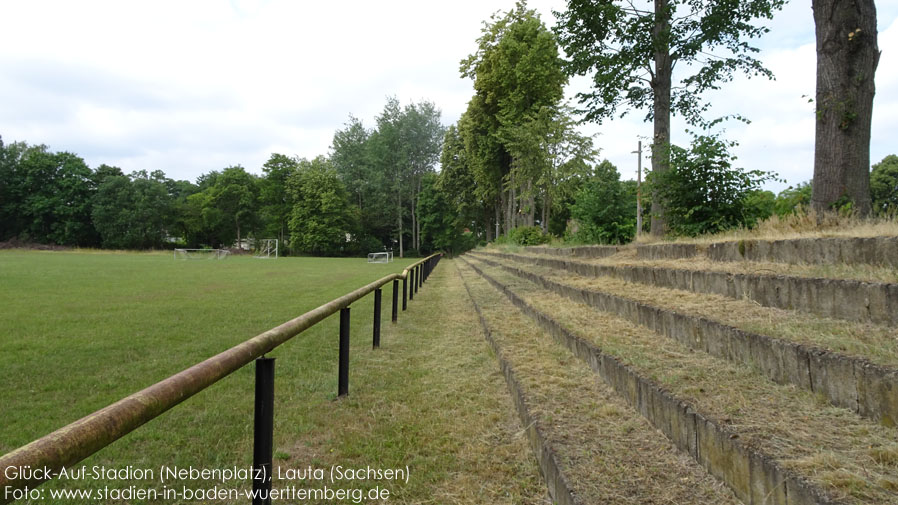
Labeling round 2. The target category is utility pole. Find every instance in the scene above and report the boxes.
[633,140,643,237]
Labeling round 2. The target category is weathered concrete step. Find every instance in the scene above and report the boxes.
[455,261,740,505]
[460,257,846,505]
[635,236,898,267]
[469,253,898,427]
[476,250,898,326]
[521,244,619,259]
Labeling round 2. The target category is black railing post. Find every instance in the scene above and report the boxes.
[391,279,398,322]
[409,268,415,301]
[414,266,419,294]
[338,307,350,397]
[402,276,407,310]
[373,288,382,348]
[253,357,275,505]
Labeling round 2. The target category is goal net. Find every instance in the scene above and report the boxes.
[367,251,393,263]
[173,248,230,260]
[254,239,278,259]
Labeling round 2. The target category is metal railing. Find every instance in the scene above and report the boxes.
[0,253,443,504]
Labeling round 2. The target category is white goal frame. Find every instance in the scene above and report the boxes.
[173,248,230,260]
[367,251,393,263]
[254,239,278,259]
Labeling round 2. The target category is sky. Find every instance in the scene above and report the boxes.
[1,0,896,194]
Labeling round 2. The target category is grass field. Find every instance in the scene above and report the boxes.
[1,251,546,504]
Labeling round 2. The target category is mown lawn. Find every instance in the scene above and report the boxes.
[0,251,411,498]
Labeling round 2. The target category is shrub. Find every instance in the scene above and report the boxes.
[568,160,636,244]
[649,133,777,237]
[508,226,550,246]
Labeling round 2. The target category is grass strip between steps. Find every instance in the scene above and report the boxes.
[469,251,898,369]
[469,252,898,427]
[463,256,898,504]
[486,243,898,284]
[455,260,740,505]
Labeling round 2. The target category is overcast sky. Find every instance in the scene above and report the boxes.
[1,0,895,194]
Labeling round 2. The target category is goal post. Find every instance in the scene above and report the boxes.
[367,252,391,264]
[173,249,230,260]
[253,239,278,259]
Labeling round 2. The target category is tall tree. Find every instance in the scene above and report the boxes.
[12,145,97,245]
[555,0,784,235]
[209,165,260,246]
[460,1,567,236]
[399,101,445,252]
[369,97,408,257]
[91,170,172,249]
[259,153,298,247]
[287,156,356,256]
[810,0,879,216]
[439,124,490,241]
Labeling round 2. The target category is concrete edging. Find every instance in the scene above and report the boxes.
[479,251,898,326]
[634,237,898,267]
[455,264,582,505]
[469,253,898,428]
[462,257,842,505]
[521,245,619,259]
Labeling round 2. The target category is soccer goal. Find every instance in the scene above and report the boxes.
[254,239,278,259]
[173,248,230,260]
[367,251,393,263]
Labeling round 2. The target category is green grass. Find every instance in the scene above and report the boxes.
[0,251,542,504]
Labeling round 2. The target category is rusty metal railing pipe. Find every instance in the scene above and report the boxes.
[0,253,441,502]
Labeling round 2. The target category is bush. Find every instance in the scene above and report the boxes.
[568,160,636,244]
[650,134,777,237]
[508,226,550,246]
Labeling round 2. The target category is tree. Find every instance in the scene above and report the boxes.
[870,154,898,214]
[209,166,260,246]
[91,170,172,249]
[259,153,298,248]
[418,173,462,254]
[569,160,636,244]
[369,97,409,257]
[810,0,879,216]
[11,145,97,246]
[287,157,357,256]
[399,101,444,252]
[649,133,776,236]
[554,0,785,235]
[774,181,813,217]
[438,125,489,241]
[460,1,567,236]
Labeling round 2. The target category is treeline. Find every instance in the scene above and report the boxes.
[429,3,897,246]
[0,97,459,256]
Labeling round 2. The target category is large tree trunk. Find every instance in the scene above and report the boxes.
[811,0,878,216]
[650,0,672,237]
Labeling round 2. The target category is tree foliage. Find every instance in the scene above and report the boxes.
[870,155,898,215]
[287,157,356,256]
[460,1,568,235]
[569,160,636,244]
[774,181,813,217]
[554,0,784,235]
[649,134,777,236]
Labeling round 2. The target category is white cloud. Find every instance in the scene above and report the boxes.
[0,0,894,192]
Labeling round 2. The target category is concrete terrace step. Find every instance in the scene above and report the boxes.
[521,236,898,267]
[637,237,898,267]
[468,251,898,427]
[461,255,898,505]
[454,260,740,505]
[477,250,898,326]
